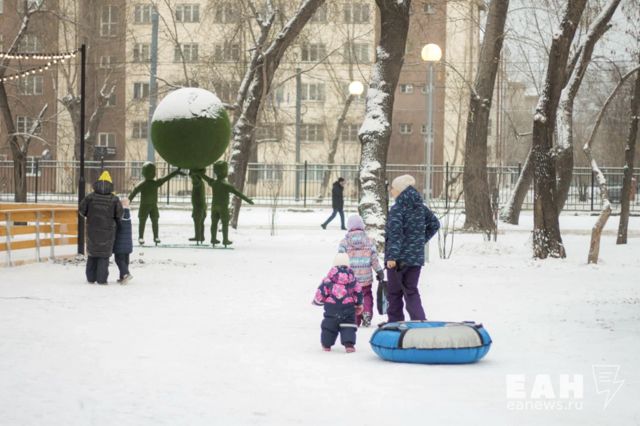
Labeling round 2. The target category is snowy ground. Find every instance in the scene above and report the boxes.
[1,207,639,425]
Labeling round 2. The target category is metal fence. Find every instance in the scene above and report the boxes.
[0,160,638,213]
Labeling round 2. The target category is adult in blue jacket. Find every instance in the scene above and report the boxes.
[384,174,440,322]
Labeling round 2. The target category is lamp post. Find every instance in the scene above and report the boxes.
[421,43,441,262]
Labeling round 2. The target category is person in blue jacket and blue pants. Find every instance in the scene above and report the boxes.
[113,197,133,284]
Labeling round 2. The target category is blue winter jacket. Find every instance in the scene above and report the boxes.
[384,186,440,266]
[113,208,133,254]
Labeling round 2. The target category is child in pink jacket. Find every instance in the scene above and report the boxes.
[338,215,384,327]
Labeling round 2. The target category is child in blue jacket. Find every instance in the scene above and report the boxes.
[313,253,363,353]
[113,198,133,284]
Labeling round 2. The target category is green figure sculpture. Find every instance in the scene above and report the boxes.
[128,162,182,245]
[199,160,254,247]
[189,169,207,244]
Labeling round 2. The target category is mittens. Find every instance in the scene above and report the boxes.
[376,270,385,281]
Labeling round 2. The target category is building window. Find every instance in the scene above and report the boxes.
[424,3,435,14]
[99,55,115,69]
[301,83,325,102]
[132,121,148,139]
[98,133,116,148]
[213,81,239,103]
[421,124,428,134]
[214,3,238,23]
[130,161,144,180]
[310,4,328,23]
[400,84,414,94]
[175,4,199,22]
[301,124,324,142]
[19,75,43,95]
[0,154,8,162]
[340,164,358,180]
[26,156,41,177]
[301,43,326,62]
[16,116,41,135]
[267,85,285,107]
[256,164,283,181]
[214,43,240,62]
[106,92,116,107]
[341,124,360,142]
[343,42,369,63]
[18,34,41,53]
[100,6,119,37]
[344,3,369,24]
[0,0,3,14]
[399,123,412,134]
[0,35,3,51]
[133,43,150,62]
[307,164,329,181]
[133,82,149,100]
[134,4,152,23]
[174,43,198,62]
[488,118,493,136]
[256,124,284,141]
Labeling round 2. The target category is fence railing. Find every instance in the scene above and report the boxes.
[0,160,638,213]
[0,203,78,266]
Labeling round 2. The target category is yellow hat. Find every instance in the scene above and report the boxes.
[98,171,112,183]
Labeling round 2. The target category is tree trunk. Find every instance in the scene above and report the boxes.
[532,0,587,259]
[318,95,354,200]
[463,0,509,235]
[555,0,621,212]
[500,148,533,224]
[358,0,412,249]
[228,0,327,228]
[11,150,27,203]
[617,62,640,244]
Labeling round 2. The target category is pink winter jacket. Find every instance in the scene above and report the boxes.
[338,229,383,287]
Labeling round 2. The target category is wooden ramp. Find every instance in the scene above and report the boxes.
[0,203,78,267]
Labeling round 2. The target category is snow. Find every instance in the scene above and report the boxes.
[152,88,225,123]
[1,208,639,425]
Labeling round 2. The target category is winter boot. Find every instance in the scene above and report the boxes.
[345,344,356,353]
[138,238,144,245]
[362,312,372,327]
[322,346,331,352]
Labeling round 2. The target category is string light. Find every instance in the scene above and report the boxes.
[0,50,78,83]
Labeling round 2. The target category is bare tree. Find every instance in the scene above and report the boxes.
[530,0,587,259]
[555,0,621,212]
[358,0,411,248]
[617,2,640,244]
[462,0,510,235]
[0,1,44,202]
[228,0,327,228]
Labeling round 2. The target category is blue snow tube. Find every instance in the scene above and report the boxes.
[370,321,492,364]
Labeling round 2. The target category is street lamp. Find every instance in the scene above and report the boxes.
[421,43,441,263]
[348,80,364,96]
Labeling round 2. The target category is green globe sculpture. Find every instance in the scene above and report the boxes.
[151,87,231,170]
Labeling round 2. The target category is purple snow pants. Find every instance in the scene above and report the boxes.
[386,266,426,322]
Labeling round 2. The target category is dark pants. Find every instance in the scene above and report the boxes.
[386,266,426,322]
[322,209,345,229]
[86,256,109,284]
[321,305,357,348]
[114,253,130,279]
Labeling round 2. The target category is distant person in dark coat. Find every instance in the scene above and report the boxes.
[321,177,346,230]
[113,197,133,284]
[79,171,123,284]
[384,174,440,322]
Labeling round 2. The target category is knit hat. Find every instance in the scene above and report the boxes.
[98,171,113,184]
[391,174,415,193]
[333,253,350,267]
[347,214,365,231]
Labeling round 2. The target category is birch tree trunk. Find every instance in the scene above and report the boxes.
[228,0,326,228]
[358,0,412,248]
[531,0,587,259]
[463,0,509,235]
[617,62,640,244]
[318,95,354,200]
[500,148,533,225]
[555,0,621,212]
